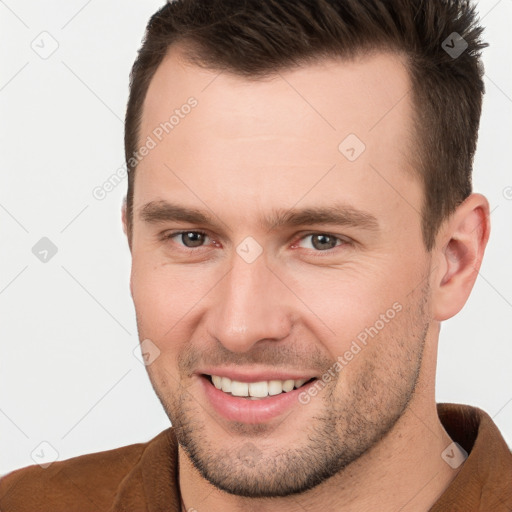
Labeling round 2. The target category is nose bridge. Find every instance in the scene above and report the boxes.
[208,251,292,352]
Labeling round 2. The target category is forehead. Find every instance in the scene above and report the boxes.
[134,47,421,235]
[141,47,413,145]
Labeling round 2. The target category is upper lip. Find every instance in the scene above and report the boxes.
[197,367,318,382]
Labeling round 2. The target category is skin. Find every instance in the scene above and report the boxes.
[122,46,490,511]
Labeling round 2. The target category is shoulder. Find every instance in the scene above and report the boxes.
[0,429,173,512]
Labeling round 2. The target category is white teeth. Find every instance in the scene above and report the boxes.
[231,381,249,397]
[282,379,295,392]
[248,381,268,398]
[208,375,311,398]
[221,377,232,393]
[268,380,284,396]
[212,375,222,389]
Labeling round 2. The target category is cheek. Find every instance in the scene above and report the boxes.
[286,262,415,356]
[130,257,182,336]
[130,252,217,341]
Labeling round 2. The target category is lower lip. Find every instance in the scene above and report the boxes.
[200,375,317,424]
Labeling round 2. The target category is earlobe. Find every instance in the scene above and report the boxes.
[432,193,490,321]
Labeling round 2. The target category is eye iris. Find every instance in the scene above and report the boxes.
[182,232,205,248]
[312,234,337,250]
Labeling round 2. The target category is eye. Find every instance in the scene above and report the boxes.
[164,230,211,249]
[293,233,346,252]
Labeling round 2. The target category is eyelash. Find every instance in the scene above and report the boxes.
[161,230,349,256]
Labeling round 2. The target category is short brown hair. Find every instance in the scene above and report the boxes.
[124,0,487,250]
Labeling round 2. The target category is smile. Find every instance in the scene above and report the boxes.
[200,374,319,423]
[206,374,315,399]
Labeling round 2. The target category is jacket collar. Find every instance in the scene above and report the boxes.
[109,403,512,511]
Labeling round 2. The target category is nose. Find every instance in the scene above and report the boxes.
[206,252,294,353]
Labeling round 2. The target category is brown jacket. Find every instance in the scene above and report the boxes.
[1,403,511,511]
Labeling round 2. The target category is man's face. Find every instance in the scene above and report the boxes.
[127,48,435,496]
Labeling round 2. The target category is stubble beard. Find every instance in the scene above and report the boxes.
[146,286,429,498]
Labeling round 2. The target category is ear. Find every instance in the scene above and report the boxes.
[431,193,490,321]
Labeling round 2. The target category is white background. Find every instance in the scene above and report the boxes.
[1,0,511,476]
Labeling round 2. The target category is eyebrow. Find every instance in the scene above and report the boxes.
[139,200,380,233]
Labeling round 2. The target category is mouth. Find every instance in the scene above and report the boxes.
[203,374,317,399]
[199,373,319,424]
